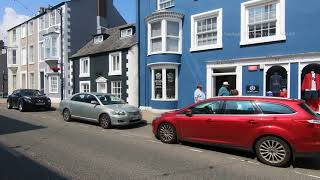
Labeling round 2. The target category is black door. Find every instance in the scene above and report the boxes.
[40,72,44,94]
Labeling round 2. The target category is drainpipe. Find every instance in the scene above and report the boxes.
[26,22,29,89]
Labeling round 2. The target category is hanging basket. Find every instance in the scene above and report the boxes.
[51,66,60,72]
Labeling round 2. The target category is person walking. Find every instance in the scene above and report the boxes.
[194,84,206,103]
[218,82,230,96]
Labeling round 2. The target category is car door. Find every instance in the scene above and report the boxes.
[212,100,261,147]
[70,94,87,118]
[177,100,223,143]
[82,94,101,121]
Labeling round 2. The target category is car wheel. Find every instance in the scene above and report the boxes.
[158,123,177,144]
[255,136,291,167]
[99,114,112,129]
[7,101,12,109]
[63,109,72,122]
[18,101,25,112]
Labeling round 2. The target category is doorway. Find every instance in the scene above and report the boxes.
[40,72,45,94]
[214,75,236,96]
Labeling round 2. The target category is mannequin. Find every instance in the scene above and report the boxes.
[302,68,320,112]
[270,72,282,97]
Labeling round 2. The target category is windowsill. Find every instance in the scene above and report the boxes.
[28,62,35,65]
[190,44,223,52]
[151,98,178,102]
[108,72,122,76]
[148,51,182,56]
[49,92,59,94]
[79,74,90,78]
[240,35,286,46]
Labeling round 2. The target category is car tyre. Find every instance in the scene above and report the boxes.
[255,136,291,167]
[7,101,12,109]
[99,114,112,129]
[158,123,177,144]
[18,101,25,112]
[63,109,72,122]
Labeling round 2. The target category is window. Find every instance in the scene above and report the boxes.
[50,11,56,26]
[39,42,44,60]
[52,36,58,57]
[190,101,222,115]
[44,36,59,59]
[152,66,178,100]
[49,76,58,93]
[94,35,104,44]
[256,102,295,114]
[29,73,35,89]
[224,101,257,114]
[29,45,34,63]
[39,16,44,30]
[240,0,286,45]
[29,21,34,35]
[44,14,49,29]
[148,19,182,55]
[191,9,223,51]
[22,48,27,65]
[12,75,17,90]
[21,25,26,38]
[158,0,175,10]
[12,29,16,42]
[80,81,90,93]
[12,50,16,64]
[71,94,86,102]
[85,94,98,104]
[21,73,27,89]
[120,28,133,38]
[109,52,121,75]
[111,81,122,98]
[79,57,90,77]
[97,83,107,93]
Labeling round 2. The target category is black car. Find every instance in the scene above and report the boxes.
[7,89,51,112]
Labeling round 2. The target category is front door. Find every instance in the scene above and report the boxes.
[40,72,45,94]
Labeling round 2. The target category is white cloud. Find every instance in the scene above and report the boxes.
[0,7,30,44]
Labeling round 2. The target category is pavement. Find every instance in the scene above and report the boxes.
[0,104,320,180]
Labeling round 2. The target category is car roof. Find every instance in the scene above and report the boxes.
[205,96,303,103]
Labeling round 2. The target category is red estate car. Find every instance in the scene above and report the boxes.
[152,96,320,167]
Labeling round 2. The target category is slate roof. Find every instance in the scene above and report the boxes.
[71,24,137,59]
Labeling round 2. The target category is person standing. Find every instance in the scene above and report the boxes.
[194,84,206,103]
[218,82,230,96]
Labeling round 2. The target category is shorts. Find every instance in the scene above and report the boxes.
[304,91,319,100]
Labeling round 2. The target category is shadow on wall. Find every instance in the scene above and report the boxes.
[0,115,46,135]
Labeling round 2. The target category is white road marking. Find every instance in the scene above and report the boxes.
[294,170,320,179]
[188,148,203,153]
[119,134,133,137]
[147,140,162,144]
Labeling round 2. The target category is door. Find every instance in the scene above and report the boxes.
[212,100,261,147]
[70,94,86,118]
[81,94,101,121]
[40,72,45,94]
[178,101,223,143]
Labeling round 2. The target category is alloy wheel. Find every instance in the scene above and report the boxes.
[259,140,286,164]
[63,109,71,122]
[158,123,177,144]
[100,114,111,129]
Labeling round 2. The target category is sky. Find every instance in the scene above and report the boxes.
[0,0,136,43]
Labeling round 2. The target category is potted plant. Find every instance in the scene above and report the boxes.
[51,66,60,72]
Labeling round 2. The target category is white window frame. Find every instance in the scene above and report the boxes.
[12,29,17,43]
[39,42,44,61]
[44,35,59,59]
[111,81,122,98]
[97,82,108,93]
[240,0,286,46]
[120,28,133,38]
[157,0,175,10]
[29,21,34,35]
[21,25,26,38]
[109,52,122,76]
[12,74,17,91]
[21,71,27,89]
[147,18,182,55]
[12,49,17,65]
[190,8,223,52]
[49,76,59,94]
[94,35,104,44]
[79,57,90,77]
[29,45,34,64]
[50,10,56,26]
[80,81,91,93]
[21,48,27,65]
[29,72,35,89]
[150,64,179,101]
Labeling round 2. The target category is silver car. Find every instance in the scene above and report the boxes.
[59,93,142,129]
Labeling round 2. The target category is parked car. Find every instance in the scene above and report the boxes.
[152,96,320,167]
[59,93,142,129]
[7,89,51,112]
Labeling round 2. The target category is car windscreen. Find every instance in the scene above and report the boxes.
[299,103,320,118]
[21,90,42,96]
[96,95,126,105]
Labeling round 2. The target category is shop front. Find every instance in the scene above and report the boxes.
[206,53,320,113]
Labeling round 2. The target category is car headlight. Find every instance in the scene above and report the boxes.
[111,110,127,116]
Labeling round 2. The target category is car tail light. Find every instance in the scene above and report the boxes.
[307,120,320,128]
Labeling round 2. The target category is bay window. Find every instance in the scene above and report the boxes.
[44,35,59,59]
[240,0,286,45]
[148,19,182,55]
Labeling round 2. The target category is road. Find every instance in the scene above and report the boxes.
[0,104,320,180]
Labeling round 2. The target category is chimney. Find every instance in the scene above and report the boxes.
[38,7,46,14]
[97,0,107,34]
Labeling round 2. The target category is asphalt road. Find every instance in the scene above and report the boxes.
[0,104,320,180]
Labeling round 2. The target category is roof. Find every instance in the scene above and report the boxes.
[71,24,137,59]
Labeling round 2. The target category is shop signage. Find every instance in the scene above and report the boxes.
[246,85,259,94]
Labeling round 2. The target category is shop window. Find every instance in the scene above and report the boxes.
[301,63,320,112]
[152,66,178,100]
[266,66,287,97]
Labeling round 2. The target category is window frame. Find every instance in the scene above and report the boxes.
[12,49,17,65]
[97,82,108,93]
[49,76,59,94]
[12,29,17,42]
[157,0,175,10]
[21,48,27,65]
[111,81,122,98]
[189,100,223,115]
[240,0,286,46]
[29,72,35,89]
[79,57,90,77]
[21,25,26,38]
[29,45,34,64]
[255,101,296,115]
[120,28,133,38]
[80,81,91,93]
[29,21,34,35]
[108,52,122,76]
[148,18,182,55]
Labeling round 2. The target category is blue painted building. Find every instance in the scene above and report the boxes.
[137,0,320,110]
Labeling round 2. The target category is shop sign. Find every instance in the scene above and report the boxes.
[246,85,259,94]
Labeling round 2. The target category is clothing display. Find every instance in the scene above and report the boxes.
[270,73,282,94]
[302,71,320,112]
[279,91,287,98]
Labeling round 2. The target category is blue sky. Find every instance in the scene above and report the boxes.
[0,0,136,23]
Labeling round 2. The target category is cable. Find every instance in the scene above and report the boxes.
[12,0,35,15]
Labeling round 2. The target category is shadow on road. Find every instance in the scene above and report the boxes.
[0,115,46,135]
[0,142,67,180]
[294,157,320,170]
[69,119,148,130]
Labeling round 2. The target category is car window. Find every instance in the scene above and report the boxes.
[190,101,221,115]
[256,102,295,114]
[20,90,42,96]
[85,95,98,104]
[299,103,318,117]
[71,94,86,102]
[96,95,126,105]
[224,100,257,115]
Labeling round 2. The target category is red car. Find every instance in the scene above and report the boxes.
[152,96,320,167]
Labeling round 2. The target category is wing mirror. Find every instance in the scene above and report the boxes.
[185,109,193,117]
[91,100,100,105]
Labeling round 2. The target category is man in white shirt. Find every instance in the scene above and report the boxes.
[194,84,206,103]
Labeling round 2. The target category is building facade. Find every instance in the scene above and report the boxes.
[137,0,320,112]
[7,0,126,102]
[71,24,139,106]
